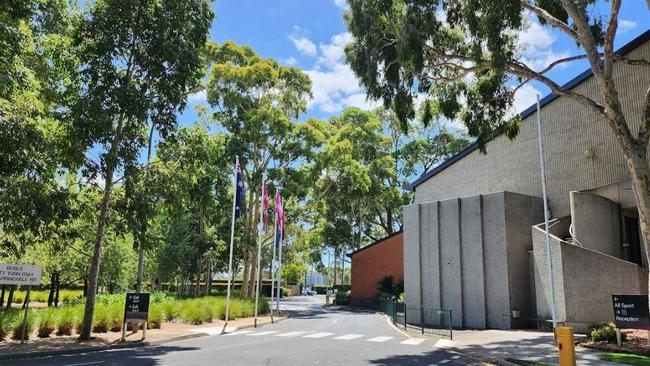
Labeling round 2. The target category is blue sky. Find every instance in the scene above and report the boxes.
[178,0,650,129]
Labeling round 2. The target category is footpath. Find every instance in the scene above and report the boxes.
[0,314,286,361]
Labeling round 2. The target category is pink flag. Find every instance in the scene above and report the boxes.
[274,191,285,245]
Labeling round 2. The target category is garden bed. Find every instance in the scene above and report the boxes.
[581,329,650,356]
[0,293,268,344]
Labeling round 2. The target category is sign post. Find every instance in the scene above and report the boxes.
[122,293,150,342]
[0,264,42,343]
[612,294,650,345]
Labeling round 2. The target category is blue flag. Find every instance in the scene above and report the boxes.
[235,162,245,219]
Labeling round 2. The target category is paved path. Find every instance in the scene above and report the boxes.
[5,296,474,366]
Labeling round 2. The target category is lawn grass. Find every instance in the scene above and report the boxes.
[599,352,650,365]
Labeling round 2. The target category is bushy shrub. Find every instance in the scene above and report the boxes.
[92,306,110,333]
[148,305,164,329]
[181,300,207,325]
[12,309,36,340]
[108,303,123,332]
[162,300,181,321]
[589,322,625,343]
[37,307,58,338]
[0,310,18,341]
[280,287,291,298]
[151,291,173,304]
[313,285,327,295]
[57,306,77,336]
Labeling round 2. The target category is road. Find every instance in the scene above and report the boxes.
[4,296,472,366]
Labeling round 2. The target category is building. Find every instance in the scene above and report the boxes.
[349,231,404,306]
[403,30,650,331]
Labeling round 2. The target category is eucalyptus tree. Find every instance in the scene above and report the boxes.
[0,0,79,257]
[205,41,316,296]
[154,125,231,297]
[345,0,650,262]
[69,0,213,339]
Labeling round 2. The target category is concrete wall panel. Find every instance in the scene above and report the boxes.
[460,195,487,328]
[482,193,510,329]
[420,202,441,309]
[403,204,421,306]
[570,191,621,257]
[440,198,463,327]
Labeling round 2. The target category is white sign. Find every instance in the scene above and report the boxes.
[0,264,43,286]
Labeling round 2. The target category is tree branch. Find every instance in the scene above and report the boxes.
[559,0,603,77]
[639,85,650,147]
[603,0,621,80]
[522,2,580,43]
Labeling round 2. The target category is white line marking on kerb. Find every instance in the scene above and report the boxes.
[440,359,450,364]
[401,338,426,345]
[64,362,104,366]
[275,331,308,337]
[303,332,334,338]
[247,331,279,336]
[334,334,364,340]
[366,336,393,343]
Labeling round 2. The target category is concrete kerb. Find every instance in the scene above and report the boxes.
[0,316,289,361]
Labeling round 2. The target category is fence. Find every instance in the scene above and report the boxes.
[374,298,453,339]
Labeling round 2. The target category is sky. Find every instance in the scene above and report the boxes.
[177,0,650,130]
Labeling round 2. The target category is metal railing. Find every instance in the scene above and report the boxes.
[374,298,453,339]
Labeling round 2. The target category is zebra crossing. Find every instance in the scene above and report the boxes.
[219,328,431,346]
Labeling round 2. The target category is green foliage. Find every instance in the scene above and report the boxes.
[280,288,291,298]
[56,306,77,336]
[589,322,625,343]
[162,300,182,321]
[148,304,164,329]
[335,290,351,301]
[0,310,18,341]
[11,290,83,304]
[313,285,328,295]
[37,307,58,338]
[376,276,404,299]
[12,309,36,340]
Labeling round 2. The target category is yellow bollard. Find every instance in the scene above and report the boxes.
[556,326,576,366]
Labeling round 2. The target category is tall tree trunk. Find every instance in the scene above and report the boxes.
[79,133,120,340]
[136,122,156,293]
[0,285,5,309]
[54,274,60,307]
[333,256,337,287]
[194,258,201,298]
[6,286,14,310]
[48,272,56,307]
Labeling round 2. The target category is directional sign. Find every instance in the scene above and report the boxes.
[0,264,42,286]
[124,293,150,322]
[612,294,650,330]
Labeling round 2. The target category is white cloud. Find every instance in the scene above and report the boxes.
[518,13,570,71]
[288,35,317,57]
[512,84,540,115]
[187,89,207,104]
[618,19,638,34]
[333,0,348,9]
[285,57,298,66]
[298,31,379,113]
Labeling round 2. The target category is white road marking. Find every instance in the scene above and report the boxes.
[247,331,279,336]
[440,360,450,364]
[224,329,254,336]
[451,356,460,359]
[332,319,338,324]
[433,339,455,348]
[303,332,334,338]
[366,336,393,343]
[334,334,364,340]
[400,338,426,345]
[274,331,308,337]
[189,327,225,335]
[64,362,104,366]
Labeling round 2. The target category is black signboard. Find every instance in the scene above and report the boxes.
[124,293,150,322]
[612,294,650,330]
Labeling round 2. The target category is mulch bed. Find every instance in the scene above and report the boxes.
[580,329,650,355]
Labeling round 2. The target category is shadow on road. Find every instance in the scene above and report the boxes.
[48,345,201,366]
[367,350,456,366]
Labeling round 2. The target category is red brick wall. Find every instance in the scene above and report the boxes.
[350,232,403,305]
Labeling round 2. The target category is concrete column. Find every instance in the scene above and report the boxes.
[420,201,441,309]
[403,204,421,306]
[440,198,463,328]
[461,195,487,328]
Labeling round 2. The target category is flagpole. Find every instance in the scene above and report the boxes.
[254,174,265,328]
[275,188,283,314]
[224,156,239,329]
[269,208,278,323]
[536,94,558,330]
